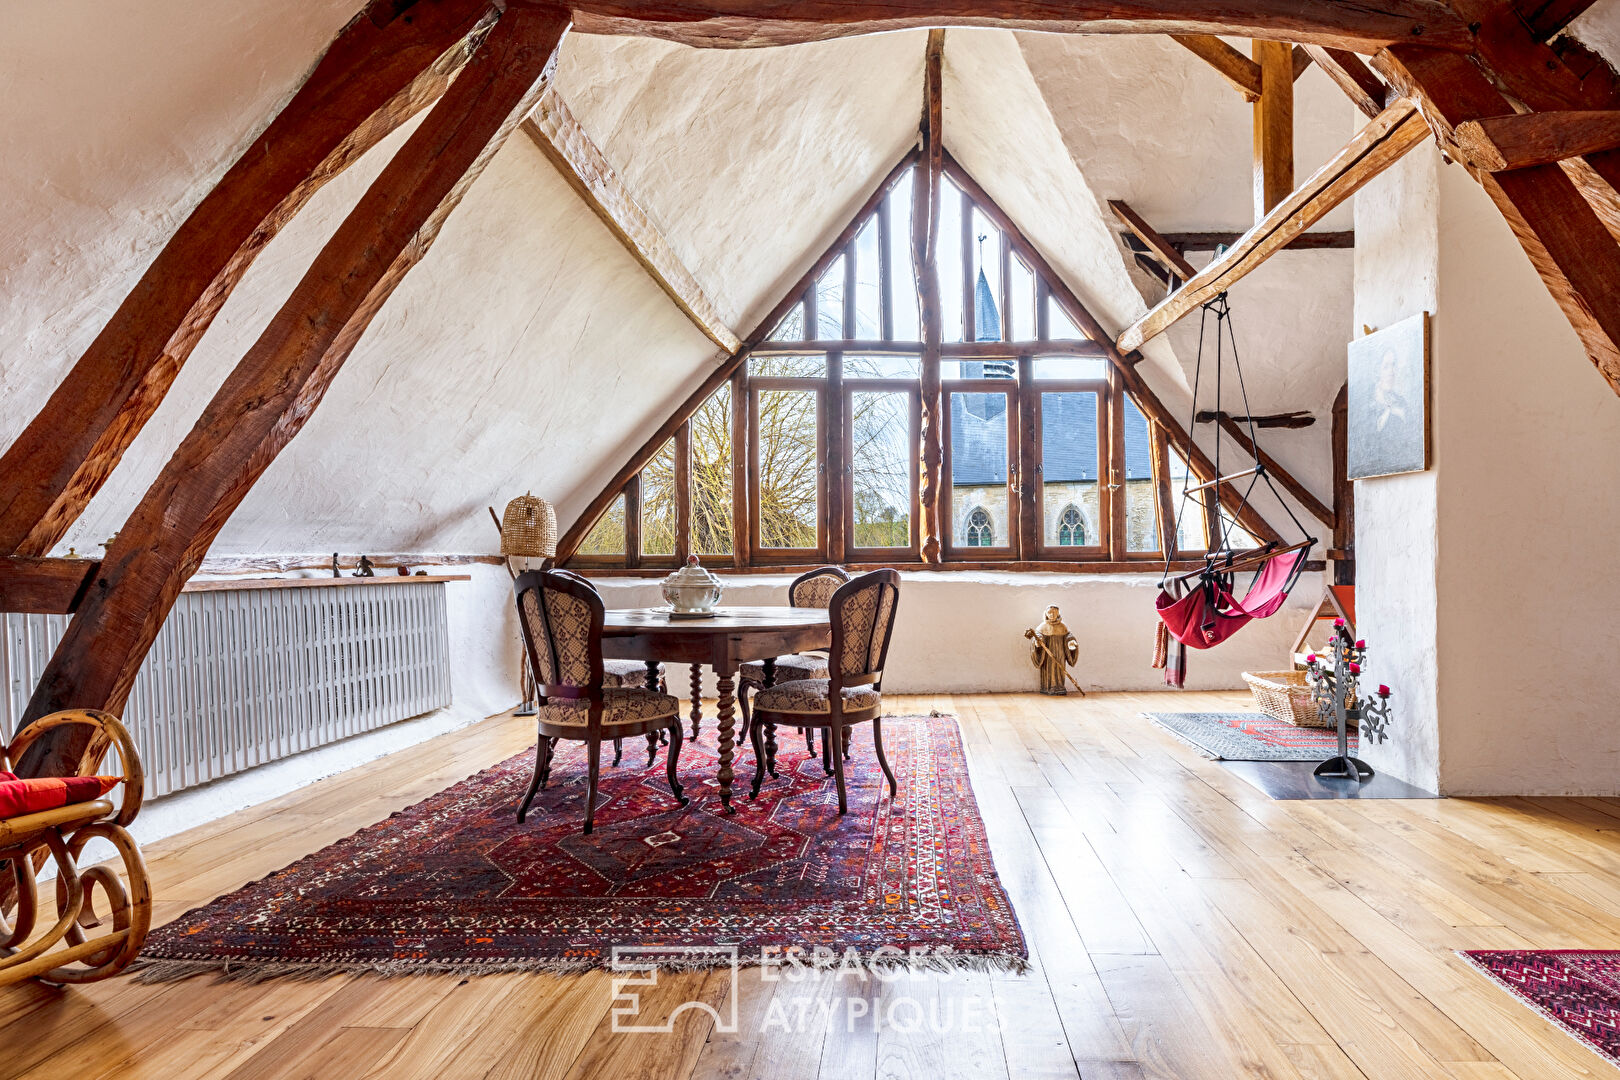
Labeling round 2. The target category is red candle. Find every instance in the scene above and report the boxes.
[1349,662,1361,674]
[1378,684,1390,696]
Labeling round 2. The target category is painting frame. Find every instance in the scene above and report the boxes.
[1347,311,1430,481]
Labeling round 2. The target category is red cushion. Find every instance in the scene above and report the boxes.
[0,770,120,818]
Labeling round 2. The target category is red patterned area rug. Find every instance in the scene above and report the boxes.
[1464,951,1620,1068]
[1147,710,1355,762]
[133,714,1026,981]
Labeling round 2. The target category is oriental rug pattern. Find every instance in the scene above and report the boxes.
[1147,711,1357,761]
[1463,950,1620,1069]
[134,714,1026,981]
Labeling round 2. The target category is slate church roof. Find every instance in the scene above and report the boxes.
[951,271,1152,485]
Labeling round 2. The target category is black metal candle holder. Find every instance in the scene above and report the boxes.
[1304,621,1393,782]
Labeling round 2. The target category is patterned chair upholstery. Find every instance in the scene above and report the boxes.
[602,659,665,688]
[513,569,685,834]
[738,566,850,751]
[748,570,901,815]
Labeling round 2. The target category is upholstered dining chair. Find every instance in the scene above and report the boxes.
[737,565,849,764]
[512,568,687,834]
[747,569,900,815]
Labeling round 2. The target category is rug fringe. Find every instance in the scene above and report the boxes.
[127,947,1030,984]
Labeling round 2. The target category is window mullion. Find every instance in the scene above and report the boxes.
[827,352,845,563]
[1105,367,1126,560]
[624,474,642,571]
[1017,355,1037,560]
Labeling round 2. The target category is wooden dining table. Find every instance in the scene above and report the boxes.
[602,606,831,813]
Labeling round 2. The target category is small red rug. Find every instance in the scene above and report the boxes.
[134,714,1026,980]
[1464,950,1620,1067]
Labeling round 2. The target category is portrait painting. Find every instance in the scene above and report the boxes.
[1347,311,1429,480]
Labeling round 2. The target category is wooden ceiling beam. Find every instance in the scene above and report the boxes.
[522,92,741,352]
[0,557,99,616]
[1379,45,1620,394]
[1170,35,1261,100]
[18,5,571,759]
[1196,409,1316,428]
[567,1,1473,53]
[1292,44,1313,81]
[1452,111,1620,172]
[1253,39,1296,219]
[1118,100,1430,353]
[1302,44,1390,119]
[1214,417,1335,527]
[0,0,498,558]
[1515,0,1601,41]
[1109,199,1197,281]
[1121,230,1354,251]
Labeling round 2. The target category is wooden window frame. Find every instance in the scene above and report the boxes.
[844,378,923,563]
[1029,376,1111,562]
[941,379,1020,561]
[747,374,828,565]
[562,153,1289,578]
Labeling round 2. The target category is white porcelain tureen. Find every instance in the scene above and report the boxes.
[661,555,723,613]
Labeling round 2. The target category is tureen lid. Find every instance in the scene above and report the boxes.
[663,554,720,588]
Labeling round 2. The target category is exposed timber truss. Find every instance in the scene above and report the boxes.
[9,0,1620,780]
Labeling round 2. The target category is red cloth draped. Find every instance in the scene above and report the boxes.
[1155,547,1306,650]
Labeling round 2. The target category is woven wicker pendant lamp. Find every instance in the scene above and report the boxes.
[500,492,557,561]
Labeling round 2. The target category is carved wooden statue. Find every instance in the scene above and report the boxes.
[1025,605,1082,696]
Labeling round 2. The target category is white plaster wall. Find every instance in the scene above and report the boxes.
[1351,146,1442,793]
[556,32,925,335]
[1355,142,1620,795]
[589,571,1320,694]
[1431,163,1620,795]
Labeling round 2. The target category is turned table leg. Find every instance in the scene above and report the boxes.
[715,666,737,814]
[644,661,663,764]
[689,663,703,740]
[762,657,779,777]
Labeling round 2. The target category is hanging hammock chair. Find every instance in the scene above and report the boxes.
[1153,292,1316,687]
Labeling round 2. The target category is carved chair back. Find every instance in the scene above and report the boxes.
[788,566,850,610]
[829,569,901,695]
[513,569,606,729]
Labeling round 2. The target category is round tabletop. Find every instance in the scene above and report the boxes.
[602,605,829,633]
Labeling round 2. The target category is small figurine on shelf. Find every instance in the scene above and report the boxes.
[1304,619,1394,781]
[1025,605,1083,696]
[352,555,375,577]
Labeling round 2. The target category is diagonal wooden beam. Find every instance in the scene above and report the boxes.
[1292,44,1313,81]
[1379,45,1620,394]
[1301,44,1390,119]
[1515,0,1601,40]
[1170,35,1261,100]
[1110,199,1197,282]
[0,0,498,559]
[1452,111,1620,172]
[521,93,741,352]
[18,4,572,774]
[1214,416,1335,527]
[1118,100,1430,352]
[569,1,1474,53]
[917,28,946,564]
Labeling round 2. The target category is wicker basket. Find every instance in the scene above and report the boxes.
[1243,669,1328,728]
[500,493,557,558]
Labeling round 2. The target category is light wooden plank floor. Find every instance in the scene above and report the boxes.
[4,692,1619,1080]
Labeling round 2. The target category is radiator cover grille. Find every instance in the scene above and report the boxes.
[2,582,453,797]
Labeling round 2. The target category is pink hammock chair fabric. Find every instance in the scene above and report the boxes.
[1156,546,1308,650]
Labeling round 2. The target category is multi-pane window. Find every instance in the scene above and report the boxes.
[571,156,1271,571]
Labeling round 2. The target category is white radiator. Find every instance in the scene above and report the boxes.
[1,581,453,797]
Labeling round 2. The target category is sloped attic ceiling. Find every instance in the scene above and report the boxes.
[0,7,922,556]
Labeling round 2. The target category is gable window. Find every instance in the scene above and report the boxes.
[566,153,1279,574]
